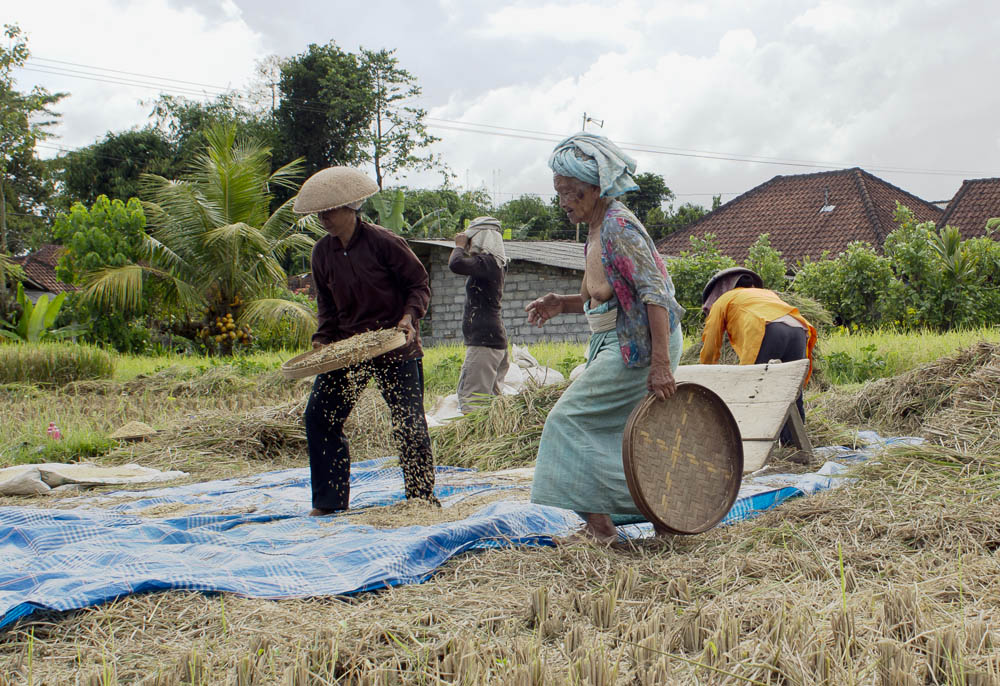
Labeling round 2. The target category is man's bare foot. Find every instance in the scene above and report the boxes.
[309,508,337,516]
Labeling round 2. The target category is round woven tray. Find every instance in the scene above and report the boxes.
[280,328,407,379]
[622,382,743,535]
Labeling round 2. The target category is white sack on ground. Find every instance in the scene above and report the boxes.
[0,463,187,496]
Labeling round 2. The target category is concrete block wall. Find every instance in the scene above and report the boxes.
[421,249,589,347]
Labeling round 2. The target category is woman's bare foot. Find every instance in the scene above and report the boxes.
[553,513,619,546]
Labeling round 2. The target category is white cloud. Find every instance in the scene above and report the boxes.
[12,0,266,152]
[416,1,1000,205]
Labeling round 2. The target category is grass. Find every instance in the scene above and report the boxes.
[0,342,114,385]
[2,330,1000,682]
[819,325,1000,377]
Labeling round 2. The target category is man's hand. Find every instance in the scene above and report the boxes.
[454,232,470,250]
[525,293,562,327]
[397,313,417,344]
[647,360,677,401]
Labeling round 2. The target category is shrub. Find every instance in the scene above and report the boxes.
[820,344,894,385]
[744,233,787,290]
[0,342,114,385]
[792,242,902,328]
[665,233,737,331]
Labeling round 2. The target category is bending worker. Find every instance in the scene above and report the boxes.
[449,216,510,414]
[700,267,817,444]
[294,167,438,516]
[526,132,685,546]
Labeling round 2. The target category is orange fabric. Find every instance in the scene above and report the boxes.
[700,288,817,384]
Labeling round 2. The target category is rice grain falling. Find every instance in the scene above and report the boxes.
[282,329,406,377]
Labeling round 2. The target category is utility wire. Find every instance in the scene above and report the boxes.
[22,56,995,180]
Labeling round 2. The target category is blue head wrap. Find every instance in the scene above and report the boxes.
[548,132,639,198]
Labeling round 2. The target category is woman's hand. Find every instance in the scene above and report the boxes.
[397,314,417,344]
[647,359,677,401]
[525,293,563,327]
[454,232,470,250]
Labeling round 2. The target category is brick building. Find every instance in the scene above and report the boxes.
[408,240,588,346]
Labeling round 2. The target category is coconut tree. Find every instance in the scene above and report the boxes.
[82,124,320,351]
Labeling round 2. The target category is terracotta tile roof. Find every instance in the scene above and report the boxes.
[938,178,1000,238]
[656,168,943,264]
[11,244,76,294]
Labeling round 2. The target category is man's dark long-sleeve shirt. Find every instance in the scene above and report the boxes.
[448,248,506,349]
[311,220,430,361]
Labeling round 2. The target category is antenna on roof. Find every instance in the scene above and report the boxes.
[581,113,604,131]
[820,186,836,213]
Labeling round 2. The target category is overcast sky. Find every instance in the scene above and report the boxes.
[10,0,1000,209]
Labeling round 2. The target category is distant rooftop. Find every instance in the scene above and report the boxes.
[410,239,584,271]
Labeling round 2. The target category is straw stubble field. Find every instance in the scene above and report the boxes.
[2,340,1000,684]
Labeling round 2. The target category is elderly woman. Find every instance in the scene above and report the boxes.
[526,132,685,545]
[449,216,510,414]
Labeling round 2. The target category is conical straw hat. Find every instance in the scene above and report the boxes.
[110,421,158,441]
[293,167,379,214]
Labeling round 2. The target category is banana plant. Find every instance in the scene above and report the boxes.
[0,282,84,342]
[367,189,408,233]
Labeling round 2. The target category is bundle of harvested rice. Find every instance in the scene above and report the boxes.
[281,329,406,378]
[431,381,567,471]
[816,341,1000,435]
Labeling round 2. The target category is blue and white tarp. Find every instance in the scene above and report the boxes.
[0,433,919,628]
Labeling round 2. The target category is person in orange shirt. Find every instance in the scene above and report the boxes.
[700,267,817,444]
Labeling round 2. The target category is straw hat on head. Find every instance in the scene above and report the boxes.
[293,167,379,214]
[702,267,764,304]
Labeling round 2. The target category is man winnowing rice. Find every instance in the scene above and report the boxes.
[525,132,685,545]
[293,167,438,516]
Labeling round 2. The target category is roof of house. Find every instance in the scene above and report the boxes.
[410,239,584,271]
[11,244,76,294]
[655,168,944,263]
[938,177,1000,238]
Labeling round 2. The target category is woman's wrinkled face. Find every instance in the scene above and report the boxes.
[553,175,599,224]
[318,206,357,236]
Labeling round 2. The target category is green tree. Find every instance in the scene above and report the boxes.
[360,48,443,189]
[80,124,319,351]
[648,202,710,241]
[149,93,279,168]
[744,233,787,290]
[52,196,151,352]
[623,172,673,226]
[496,194,561,239]
[0,24,65,254]
[57,128,176,207]
[277,42,373,178]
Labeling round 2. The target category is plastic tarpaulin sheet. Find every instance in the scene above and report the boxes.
[0,433,918,628]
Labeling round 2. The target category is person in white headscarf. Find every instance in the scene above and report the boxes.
[449,216,510,413]
[526,132,685,545]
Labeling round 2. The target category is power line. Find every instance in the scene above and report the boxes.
[21,55,996,179]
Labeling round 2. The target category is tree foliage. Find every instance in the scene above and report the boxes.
[58,129,176,207]
[623,172,673,225]
[277,42,373,178]
[360,48,443,189]
[0,24,65,254]
[664,233,737,330]
[79,124,319,351]
[744,233,787,289]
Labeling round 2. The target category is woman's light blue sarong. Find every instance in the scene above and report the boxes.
[530,320,683,517]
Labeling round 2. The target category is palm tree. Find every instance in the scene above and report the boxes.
[82,124,320,350]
